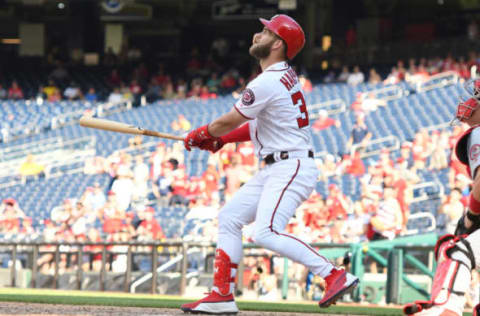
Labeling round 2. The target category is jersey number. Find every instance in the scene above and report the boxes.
[291,91,309,128]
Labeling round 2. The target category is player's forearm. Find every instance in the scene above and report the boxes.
[209,119,241,137]
[208,108,249,137]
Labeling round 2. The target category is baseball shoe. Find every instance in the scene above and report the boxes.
[404,305,460,316]
[181,290,238,315]
[403,294,465,316]
[318,268,359,308]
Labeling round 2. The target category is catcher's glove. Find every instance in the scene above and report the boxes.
[455,210,480,235]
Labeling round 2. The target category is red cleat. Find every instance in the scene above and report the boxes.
[181,290,238,315]
[318,268,359,308]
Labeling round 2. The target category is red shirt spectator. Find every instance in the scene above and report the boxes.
[237,142,255,167]
[312,110,340,131]
[8,81,23,99]
[108,69,122,87]
[202,164,220,195]
[326,184,348,221]
[345,152,366,177]
[129,80,142,95]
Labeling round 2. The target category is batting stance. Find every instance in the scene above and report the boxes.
[180,14,358,314]
[404,80,480,316]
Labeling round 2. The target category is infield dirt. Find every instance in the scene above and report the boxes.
[0,302,365,316]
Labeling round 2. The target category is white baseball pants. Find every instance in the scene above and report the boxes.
[217,157,334,278]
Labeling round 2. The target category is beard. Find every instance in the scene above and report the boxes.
[249,39,274,60]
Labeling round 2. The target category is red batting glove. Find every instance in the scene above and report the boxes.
[184,125,214,151]
[198,138,225,153]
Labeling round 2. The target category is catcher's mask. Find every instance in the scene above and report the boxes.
[452,79,480,125]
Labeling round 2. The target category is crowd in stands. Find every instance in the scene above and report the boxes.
[2,43,480,298]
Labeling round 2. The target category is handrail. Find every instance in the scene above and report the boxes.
[414,71,459,93]
[0,137,63,157]
[366,84,407,102]
[410,181,444,203]
[350,135,400,158]
[308,98,346,117]
[405,212,437,235]
[424,121,451,132]
[130,247,200,293]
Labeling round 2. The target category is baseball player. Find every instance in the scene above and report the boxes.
[180,14,359,314]
[403,80,480,316]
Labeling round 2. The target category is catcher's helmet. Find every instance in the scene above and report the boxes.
[454,79,480,123]
[259,14,305,60]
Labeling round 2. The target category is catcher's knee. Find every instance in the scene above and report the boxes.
[429,234,475,304]
[435,234,475,269]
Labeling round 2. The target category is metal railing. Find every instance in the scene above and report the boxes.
[308,98,346,118]
[410,181,444,203]
[350,135,400,158]
[0,240,349,297]
[414,71,459,93]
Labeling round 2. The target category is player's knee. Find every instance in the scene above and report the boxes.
[217,209,241,232]
[251,227,272,247]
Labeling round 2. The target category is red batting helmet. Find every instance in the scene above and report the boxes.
[259,14,305,60]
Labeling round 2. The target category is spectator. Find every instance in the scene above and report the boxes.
[107,69,122,87]
[368,68,382,84]
[63,82,82,100]
[428,130,449,170]
[312,110,340,131]
[111,165,134,211]
[0,84,7,99]
[299,74,313,93]
[84,87,98,103]
[104,47,117,66]
[326,184,349,221]
[132,155,149,201]
[346,113,372,154]
[200,85,217,100]
[369,186,403,240]
[129,79,142,106]
[162,82,176,100]
[43,80,60,101]
[439,188,465,234]
[347,66,364,86]
[108,87,123,103]
[343,152,366,177]
[171,114,191,132]
[468,20,478,41]
[207,72,221,93]
[383,66,401,85]
[337,66,350,83]
[224,154,245,201]
[345,25,357,47]
[220,71,237,93]
[8,81,24,100]
[145,78,162,103]
[323,71,336,84]
[19,154,45,183]
[50,61,69,84]
[232,78,247,99]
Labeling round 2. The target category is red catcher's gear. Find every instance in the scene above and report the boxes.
[259,14,305,60]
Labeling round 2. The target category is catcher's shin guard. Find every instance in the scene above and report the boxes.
[403,234,475,315]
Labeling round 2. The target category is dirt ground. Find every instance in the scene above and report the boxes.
[0,302,366,316]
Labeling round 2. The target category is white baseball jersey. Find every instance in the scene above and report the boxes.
[467,127,480,179]
[234,61,313,157]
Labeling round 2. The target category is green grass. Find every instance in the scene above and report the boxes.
[0,288,472,315]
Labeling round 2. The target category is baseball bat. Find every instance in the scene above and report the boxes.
[79,117,184,141]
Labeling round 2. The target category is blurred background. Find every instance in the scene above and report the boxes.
[0,0,479,309]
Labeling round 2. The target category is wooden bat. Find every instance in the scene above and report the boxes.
[79,117,184,141]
